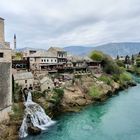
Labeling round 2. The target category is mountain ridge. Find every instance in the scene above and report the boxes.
[64,42,140,57]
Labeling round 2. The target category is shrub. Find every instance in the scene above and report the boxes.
[32,91,46,100]
[53,88,64,97]
[116,60,125,67]
[112,72,132,85]
[136,57,140,67]
[103,62,121,75]
[89,85,102,98]
[13,83,22,103]
[98,75,113,85]
[119,72,132,82]
[51,88,64,105]
[10,103,24,120]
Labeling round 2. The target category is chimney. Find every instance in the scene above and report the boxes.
[0,17,5,44]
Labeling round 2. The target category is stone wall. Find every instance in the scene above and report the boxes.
[15,78,34,89]
[0,106,11,122]
[0,63,12,110]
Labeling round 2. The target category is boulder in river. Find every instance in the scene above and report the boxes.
[28,126,41,135]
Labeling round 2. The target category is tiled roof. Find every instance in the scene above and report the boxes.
[47,47,66,54]
[82,56,93,62]
[67,55,83,62]
[40,76,53,84]
[48,47,64,51]
[29,50,57,58]
[13,72,33,80]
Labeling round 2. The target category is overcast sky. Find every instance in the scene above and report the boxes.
[1,0,140,49]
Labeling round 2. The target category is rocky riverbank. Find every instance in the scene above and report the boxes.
[0,73,136,140]
[60,75,136,112]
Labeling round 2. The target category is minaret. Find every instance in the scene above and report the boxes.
[14,34,16,50]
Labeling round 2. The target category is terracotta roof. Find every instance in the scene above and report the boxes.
[13,72,33,80]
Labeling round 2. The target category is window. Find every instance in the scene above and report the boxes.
[41,59,43,62]
[0,53,4,58]
[55,59,57,62]
[25,80,27,83]
[51,59,53,62]
[44,59,46,62]
[47,59,49,62]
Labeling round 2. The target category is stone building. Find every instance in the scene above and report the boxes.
[0,17,12,121]
[24,50,58,71]
[13,72,34,89]
[40,76,54,91]
[47,47,67,63]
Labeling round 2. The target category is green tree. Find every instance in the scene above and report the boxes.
[13,52,23,60]
[117,55,119,60]
[90,51,104,61]
[131,55,135,65]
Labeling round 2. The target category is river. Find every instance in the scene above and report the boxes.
[25,84,140,140]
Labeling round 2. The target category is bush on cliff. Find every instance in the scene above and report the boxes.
[32,91,46,100]
[50,88,64,105]
[119,72,132,82]
[116,60,125,67]
[112,72,132,86]
[90,51,122,75]
[98,75,113,86]
[13,83,22,103]
[89,85,102,98]
[102,55,122,75]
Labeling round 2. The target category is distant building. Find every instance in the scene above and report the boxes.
[22,47,101,74]
[24,50,58,71]
[0,17,12,121]
[23,49,37,58]
[47,47,67,63]
[118,56,125,61]
[40,76,54,91]
[13,72,34,89]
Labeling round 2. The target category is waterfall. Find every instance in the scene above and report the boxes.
[19,92,55,138]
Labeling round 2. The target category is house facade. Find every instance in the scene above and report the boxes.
[48,47,67,63]
[24,51,58,71]
[13,72,34,89]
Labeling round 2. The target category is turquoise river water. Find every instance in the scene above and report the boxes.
[26,83,140,140]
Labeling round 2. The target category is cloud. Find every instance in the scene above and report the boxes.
[0,0,140,49]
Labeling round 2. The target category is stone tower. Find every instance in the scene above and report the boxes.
[14,34,16,50]
[0,17,12,122]
[0,17,5,44]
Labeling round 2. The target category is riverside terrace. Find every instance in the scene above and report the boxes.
[12,48,102,74]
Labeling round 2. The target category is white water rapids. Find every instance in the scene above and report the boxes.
[19,92,55,138]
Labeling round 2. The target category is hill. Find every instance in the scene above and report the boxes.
[64,42,140,57]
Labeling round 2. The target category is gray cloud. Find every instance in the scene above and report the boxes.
[1,0,140,49]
